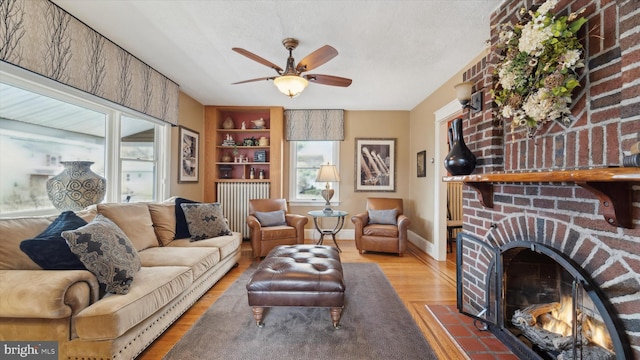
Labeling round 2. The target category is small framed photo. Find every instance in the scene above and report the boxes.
[355,138,396,192]
[417,150,426,178]
[254,150,267,162]
[179,126,199,183]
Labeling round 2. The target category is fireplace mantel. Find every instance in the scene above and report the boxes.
[443,167,640,228]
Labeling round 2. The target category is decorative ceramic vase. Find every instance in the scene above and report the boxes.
[443,118,476,176]
[258,136,269,146]
[46,161,106,211]
[222,152,232,162]
[251,118,265,129]
[222,117,234,129]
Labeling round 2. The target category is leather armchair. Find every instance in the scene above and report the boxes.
[247,198,308,260]
[351,197,410,256]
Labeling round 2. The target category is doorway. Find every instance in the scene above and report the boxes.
[433,100,462,261]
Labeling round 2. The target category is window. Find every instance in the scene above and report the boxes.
[120,116,157,203]
[0,69,169,217]
[289,141,340,204]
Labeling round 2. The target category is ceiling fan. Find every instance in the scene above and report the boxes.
[232,38,352,98]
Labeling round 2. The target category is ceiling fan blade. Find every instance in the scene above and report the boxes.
[232,48,283,74]
[231,76,276,85]
[296,45,338,73]
[304,74,352,87]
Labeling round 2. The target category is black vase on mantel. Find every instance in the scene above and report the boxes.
[444,118,476,176]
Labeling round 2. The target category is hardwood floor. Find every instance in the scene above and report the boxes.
[137,240,465,360]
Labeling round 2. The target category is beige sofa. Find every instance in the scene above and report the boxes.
[0,201,242,360]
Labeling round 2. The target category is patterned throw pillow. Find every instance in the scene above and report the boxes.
[20,211,88,270]
[180,203,232,241]
[368,209,397,225]
[254,210,287,227]
[62,215,141,295]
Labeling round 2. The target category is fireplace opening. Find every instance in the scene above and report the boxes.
[504,247,615,359]
[457,235,632,360]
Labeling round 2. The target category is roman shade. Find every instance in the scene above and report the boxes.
[1,0,179,125]
[285,109,344,141]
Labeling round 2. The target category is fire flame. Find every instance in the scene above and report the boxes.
[541,297,573,337]
[585,316,613,351]
[539,296,613,352]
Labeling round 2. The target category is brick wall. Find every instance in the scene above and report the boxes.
[458,0,640,357]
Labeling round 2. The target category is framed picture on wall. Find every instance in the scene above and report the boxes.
[179,126,199,183]
[417,150,426,178]
[355,138,396,192]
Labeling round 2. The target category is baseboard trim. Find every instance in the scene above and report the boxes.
[408,230,435,258]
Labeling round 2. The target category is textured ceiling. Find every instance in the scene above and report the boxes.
[51,0,502,111]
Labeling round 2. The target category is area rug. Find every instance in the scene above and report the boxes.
[163,263,437,360]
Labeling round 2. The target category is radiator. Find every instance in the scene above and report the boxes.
[217,182,270,239]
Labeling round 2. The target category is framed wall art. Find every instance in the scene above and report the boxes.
[417,150,426,178]
[355,138,396,192]
[179,126,199,183]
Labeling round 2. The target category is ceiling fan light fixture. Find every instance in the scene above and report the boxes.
[274,75,308,98]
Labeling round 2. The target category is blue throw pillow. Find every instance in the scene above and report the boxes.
[175,197,198,239]
[20,211,88,270]
[368,209,397,225]
[254,210,287,227]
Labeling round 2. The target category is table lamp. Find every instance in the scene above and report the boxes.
[316,164,340,213]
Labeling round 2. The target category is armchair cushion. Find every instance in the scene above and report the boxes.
[180,203,232,241]
[364,224,399,237]
[254,210,287,227]
[62,215,141,295]
[368,209,397,225]
[260,226,297,241]
[19,211,88,270]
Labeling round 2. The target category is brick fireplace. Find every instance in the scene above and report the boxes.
[454,0,639,359]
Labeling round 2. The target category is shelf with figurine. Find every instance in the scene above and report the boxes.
[217,163,269,181]
[221,116,268,130]
[204,106,284,201]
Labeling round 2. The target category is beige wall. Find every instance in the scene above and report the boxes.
[170,92,205,200]
[169,51,486,246]
[287,110,411,230]
[408,49,489,245]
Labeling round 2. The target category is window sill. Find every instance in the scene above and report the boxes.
[289,200,341,207]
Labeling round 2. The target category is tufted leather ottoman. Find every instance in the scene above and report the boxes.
[246,244,345,329]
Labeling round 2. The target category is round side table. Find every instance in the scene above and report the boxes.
[307,210,348,252]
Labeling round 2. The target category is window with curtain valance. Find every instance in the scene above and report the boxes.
[1,0,179,125]
[284,109,344,141]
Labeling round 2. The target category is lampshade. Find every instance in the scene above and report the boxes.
[316,164,341,183]
[454,81,473,105]
[316,164,340,213]
[274,75,309,98]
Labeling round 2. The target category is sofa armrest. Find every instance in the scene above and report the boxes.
[285,214,308,229]
[0,270,99,319]
[286,214,308,245]
[246,215,261,231]
[397,214,411,231]
[350,212,369,228]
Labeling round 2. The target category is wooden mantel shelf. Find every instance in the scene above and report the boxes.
[443,167,640,228]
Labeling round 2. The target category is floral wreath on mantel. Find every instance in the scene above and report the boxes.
[492,0,587,138]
